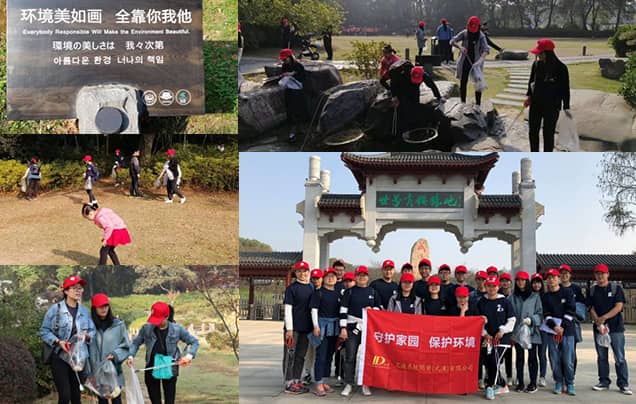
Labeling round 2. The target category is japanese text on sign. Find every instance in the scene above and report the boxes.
[376,192,464,209]
[20,9,192,24]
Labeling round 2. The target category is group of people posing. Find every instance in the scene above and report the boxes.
[40,275,199,404]
[282,258,631,399]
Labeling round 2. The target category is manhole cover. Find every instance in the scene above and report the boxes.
[322,129,365,146]
[402,127,438,144]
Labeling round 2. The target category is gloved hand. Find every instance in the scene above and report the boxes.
[523,97,531,108]
[438,97,447,104]
[523,318,532,326]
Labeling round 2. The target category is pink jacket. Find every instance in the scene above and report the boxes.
[93,208,127,241]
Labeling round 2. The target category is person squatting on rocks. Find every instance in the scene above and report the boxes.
[524,38,571,152]
[436,18,454,64]
[82,155,100,207]
[379,44,400,91]
[158,149,186,204]
[22,157,42,200]
[416,21,427,56]
[82,204,131,266]
[278,48,309,143]
[129,150,142,198]
[450,16,489,110]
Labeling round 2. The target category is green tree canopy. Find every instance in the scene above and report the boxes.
[597,152,636,235]
[239,237,273,252]
[239,0,344,34]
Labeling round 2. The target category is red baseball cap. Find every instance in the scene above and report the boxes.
[279,48,293,61]
[282,18,288,24]
[323,267,337,277]
[475,271,488,280]
[418,258,431,267]
[418,21,425,28]
[310,269,323,278]
[355,266,369,275]
[486,266,499,275]
[441,18,448,24]
[382,259,395,269]
[467,16,480,33]
[428,275,441,285]
[148,301,170,326]
[62,275,87,290]
[115,149,120,154]
[401,262,413,271]
[529,38,555,55]
[438,264,451,272]
[559,264,572,273]
[411,66,424,85]
[166,149,176,156]
[82,155,92,162]
[594,263,609,273]
[91,293,110,308]
[545,268,560,278]
[485,276,500,286]
[31,157,38,163]
[400,273,415,283]
[500,273,512,281]
[531,273,543,282]
[515,271,530,280]
[343,272,355,281]
[455,286,470,297]
[294,261,310,271]
[455,265,468,274]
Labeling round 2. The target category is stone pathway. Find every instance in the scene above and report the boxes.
[491,68,530,108]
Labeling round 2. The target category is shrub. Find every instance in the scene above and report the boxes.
[205,329,235,351]
[619,52,636,107]
[609,25,636,57]
[0,336,38,403]
[347,40,386,79]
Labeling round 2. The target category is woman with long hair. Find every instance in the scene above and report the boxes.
[387,272,423,314]
[531,273,550,387]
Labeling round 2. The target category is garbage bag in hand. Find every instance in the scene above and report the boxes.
[596,325,611,348]
[20,179,27,193]
[59,334,88,372]
[124,365,145,404]
[84,360,121,398]
[518,324,532,350]
[470,65,488,92]
[557,111,580,151]
[154,178,161,189]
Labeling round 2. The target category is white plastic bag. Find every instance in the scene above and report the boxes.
[59,334,88,372]
[84,360,121,398]
[518,324,532,350]
[557,111,580,151]
[124,365,145,404]
[20,179,27,193]
[596,324,611,348]
[470,65,488,92]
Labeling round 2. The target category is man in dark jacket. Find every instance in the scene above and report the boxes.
[322,26,333,60]
[129,150,142,198]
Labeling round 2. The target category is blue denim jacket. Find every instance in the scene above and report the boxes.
[129,322,199,365]
[40,301,96,358]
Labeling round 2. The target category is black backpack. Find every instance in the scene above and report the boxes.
[30,164,41,176]
[388,59,413,83]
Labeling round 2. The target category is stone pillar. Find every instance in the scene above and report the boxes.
[303,156,323,268]
[320,170,330,193]
[511,239,521,273]
[319,237,330,269]
[512,171,520,195]
[519,158,536,276]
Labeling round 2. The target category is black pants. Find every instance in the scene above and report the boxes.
[114,168,123,185]
[283,330,309,382]
[98,396,122,404]
[515,343,538,387]
[51,354,82,404]
[439,39,451,62]
[529,103,560,152]
[460,58,482,105]
[343,324,362,385]
[504,346,513,381]
[324,39,333,60]
[86,189,96,204]
[99,245,120,265]
[483,346,507,388]
[418,47,424,56]
[27,179,40,199]
[166,179,184,200]
[284,89,309,127]
[145,370,177,404]
[130,174,141,197]
[334,347,344,378]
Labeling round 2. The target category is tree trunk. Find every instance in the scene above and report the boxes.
[140,134,155,162]
[547,0,556,28]
[615,0,624,31]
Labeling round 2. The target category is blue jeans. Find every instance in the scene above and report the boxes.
[595,331,629,388]
[314,335,337,383]
[547,334,575,386]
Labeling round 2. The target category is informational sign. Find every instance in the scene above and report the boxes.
[376,191,464,209]
[7,0,204,120]
[358,310,483,394]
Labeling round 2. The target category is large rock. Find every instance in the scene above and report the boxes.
[317,80,382,135]
[495,50,529,61]
[420,81,459,105]
[599,58,626,80]
[445,98,494,143]
[569,89,636,144]
[238,85,286,135]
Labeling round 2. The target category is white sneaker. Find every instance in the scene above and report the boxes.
[538,377,547,387]
[362,385,372,396]
[165,198,173,203]
[341,384,352,397]
[479,379,486,389]
[179,197,186,204]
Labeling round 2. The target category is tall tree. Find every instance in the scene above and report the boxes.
[597,153,636,236]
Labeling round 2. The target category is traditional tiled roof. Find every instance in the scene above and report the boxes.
[478,194,522,211]
[537,253,636,270]
[240,251,303,268]
[318,194,362,212]
[341,152,499,191]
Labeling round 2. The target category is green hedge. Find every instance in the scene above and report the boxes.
[609,25,636,57]
[620,52,636,107]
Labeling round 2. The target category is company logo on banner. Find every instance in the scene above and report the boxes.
[358,309,484,394]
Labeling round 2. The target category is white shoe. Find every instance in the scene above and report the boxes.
[362,385,372,396]
[538,377,546,387]
[165,198,173,203]
[341,384,352,397]
[479,379,486,389]
[179,197,186,204]
[91,200,98,206]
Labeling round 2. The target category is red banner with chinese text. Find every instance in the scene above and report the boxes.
[358,309,484,394]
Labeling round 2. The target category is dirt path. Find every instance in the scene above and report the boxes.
[0,180,238,265]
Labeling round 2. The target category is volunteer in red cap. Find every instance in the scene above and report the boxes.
[89,293,130,403]
[499,272,513,297]
[401,261,414,274]
[437,264,455,306]
[387,272,422,314]
[280,261,313,394]
[454,265,475,293]
[509,271,543,393]
[542,268,577,395]
[588,264,631,395]
[414,258,432,299]
[129,149,143,198]
[423,275,447,315]
[436,18,455,64]
[416,21,427,56]
[339,265,380,397]
[278,47,308,143]
[450,15,490,110]
[332,263,350,386]
[559,263,586,378]
[477,275,516,399]
[128,301,199,402]
[525,38,571,152]
[83,154,99,206]
[448,285,475,316]
[530,272,549,387]
[380,44,400,90]
[40,275,96,404]
[370,259,398,310]
[112,148,125,188]
[310,269,323,289]
[280,17,292,48]
[158,148,186,204]
[23,156,42,200]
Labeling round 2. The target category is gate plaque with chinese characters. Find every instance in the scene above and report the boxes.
[7,0,204,120]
